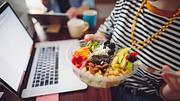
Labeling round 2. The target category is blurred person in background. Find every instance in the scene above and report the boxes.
[42,0,95,18]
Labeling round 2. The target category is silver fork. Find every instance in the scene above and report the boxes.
[134,61,180,77]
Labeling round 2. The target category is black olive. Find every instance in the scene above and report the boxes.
[108,43,115,49]
[104,40,110,46]
[108,49,115,55]
[127,55,138,62]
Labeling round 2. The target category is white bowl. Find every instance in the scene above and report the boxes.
[67,41,138,88]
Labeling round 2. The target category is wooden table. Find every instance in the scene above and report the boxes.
[22,18,112,101]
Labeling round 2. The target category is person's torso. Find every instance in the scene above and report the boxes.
[110,0,180,94]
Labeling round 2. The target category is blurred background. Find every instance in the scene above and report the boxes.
[0,0,116,38]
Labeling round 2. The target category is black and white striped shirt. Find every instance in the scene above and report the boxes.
[98,0,180,95]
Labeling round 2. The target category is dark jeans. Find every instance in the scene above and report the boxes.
[111,84,164,101]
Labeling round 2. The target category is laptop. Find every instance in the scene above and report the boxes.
[29,12,68,33]
[29,12,68,26]
[0,2,87,99]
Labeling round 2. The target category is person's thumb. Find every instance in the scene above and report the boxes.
[84,34,106,42]
[84,34,95,42]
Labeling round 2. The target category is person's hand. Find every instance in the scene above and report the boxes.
[84,32,107,42]
[42,0,49,7]
[66,7,78,19]
[161,65,180,100]
[76,4,90,15]
[66,5,90,19]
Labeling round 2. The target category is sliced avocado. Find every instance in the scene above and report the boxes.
[123,48,131,54]
[117,48,130,64]
[126,62,133,71]
[117,48,122,53]
[120,57,128,69]
[118,53,124,64]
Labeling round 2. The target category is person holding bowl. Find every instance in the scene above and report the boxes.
[84,0,180,101]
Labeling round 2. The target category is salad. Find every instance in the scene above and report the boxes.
[71,41,100,68]
[72,40,138,78]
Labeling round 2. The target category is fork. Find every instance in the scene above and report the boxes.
[134,61,180,77]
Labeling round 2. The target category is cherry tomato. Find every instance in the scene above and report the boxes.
[76,55,83,64]
[72,56,77,65]
[72,55,83,68]
[72,47,91,68]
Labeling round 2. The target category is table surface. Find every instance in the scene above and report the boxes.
[23,18,113,101]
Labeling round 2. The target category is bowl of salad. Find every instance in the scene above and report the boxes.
[69,40,138,88]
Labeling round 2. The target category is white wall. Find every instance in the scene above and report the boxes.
[25,0,47,12]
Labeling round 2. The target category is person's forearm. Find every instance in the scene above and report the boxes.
[95,32,105,36]
[95,32,107,41]
[76,4,90,14]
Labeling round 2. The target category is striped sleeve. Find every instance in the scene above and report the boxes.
[97,0,123,39]
[97,0,180,95]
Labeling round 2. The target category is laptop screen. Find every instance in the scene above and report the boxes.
[0,3,33,92]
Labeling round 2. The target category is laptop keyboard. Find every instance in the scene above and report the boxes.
[32,47,59,87]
